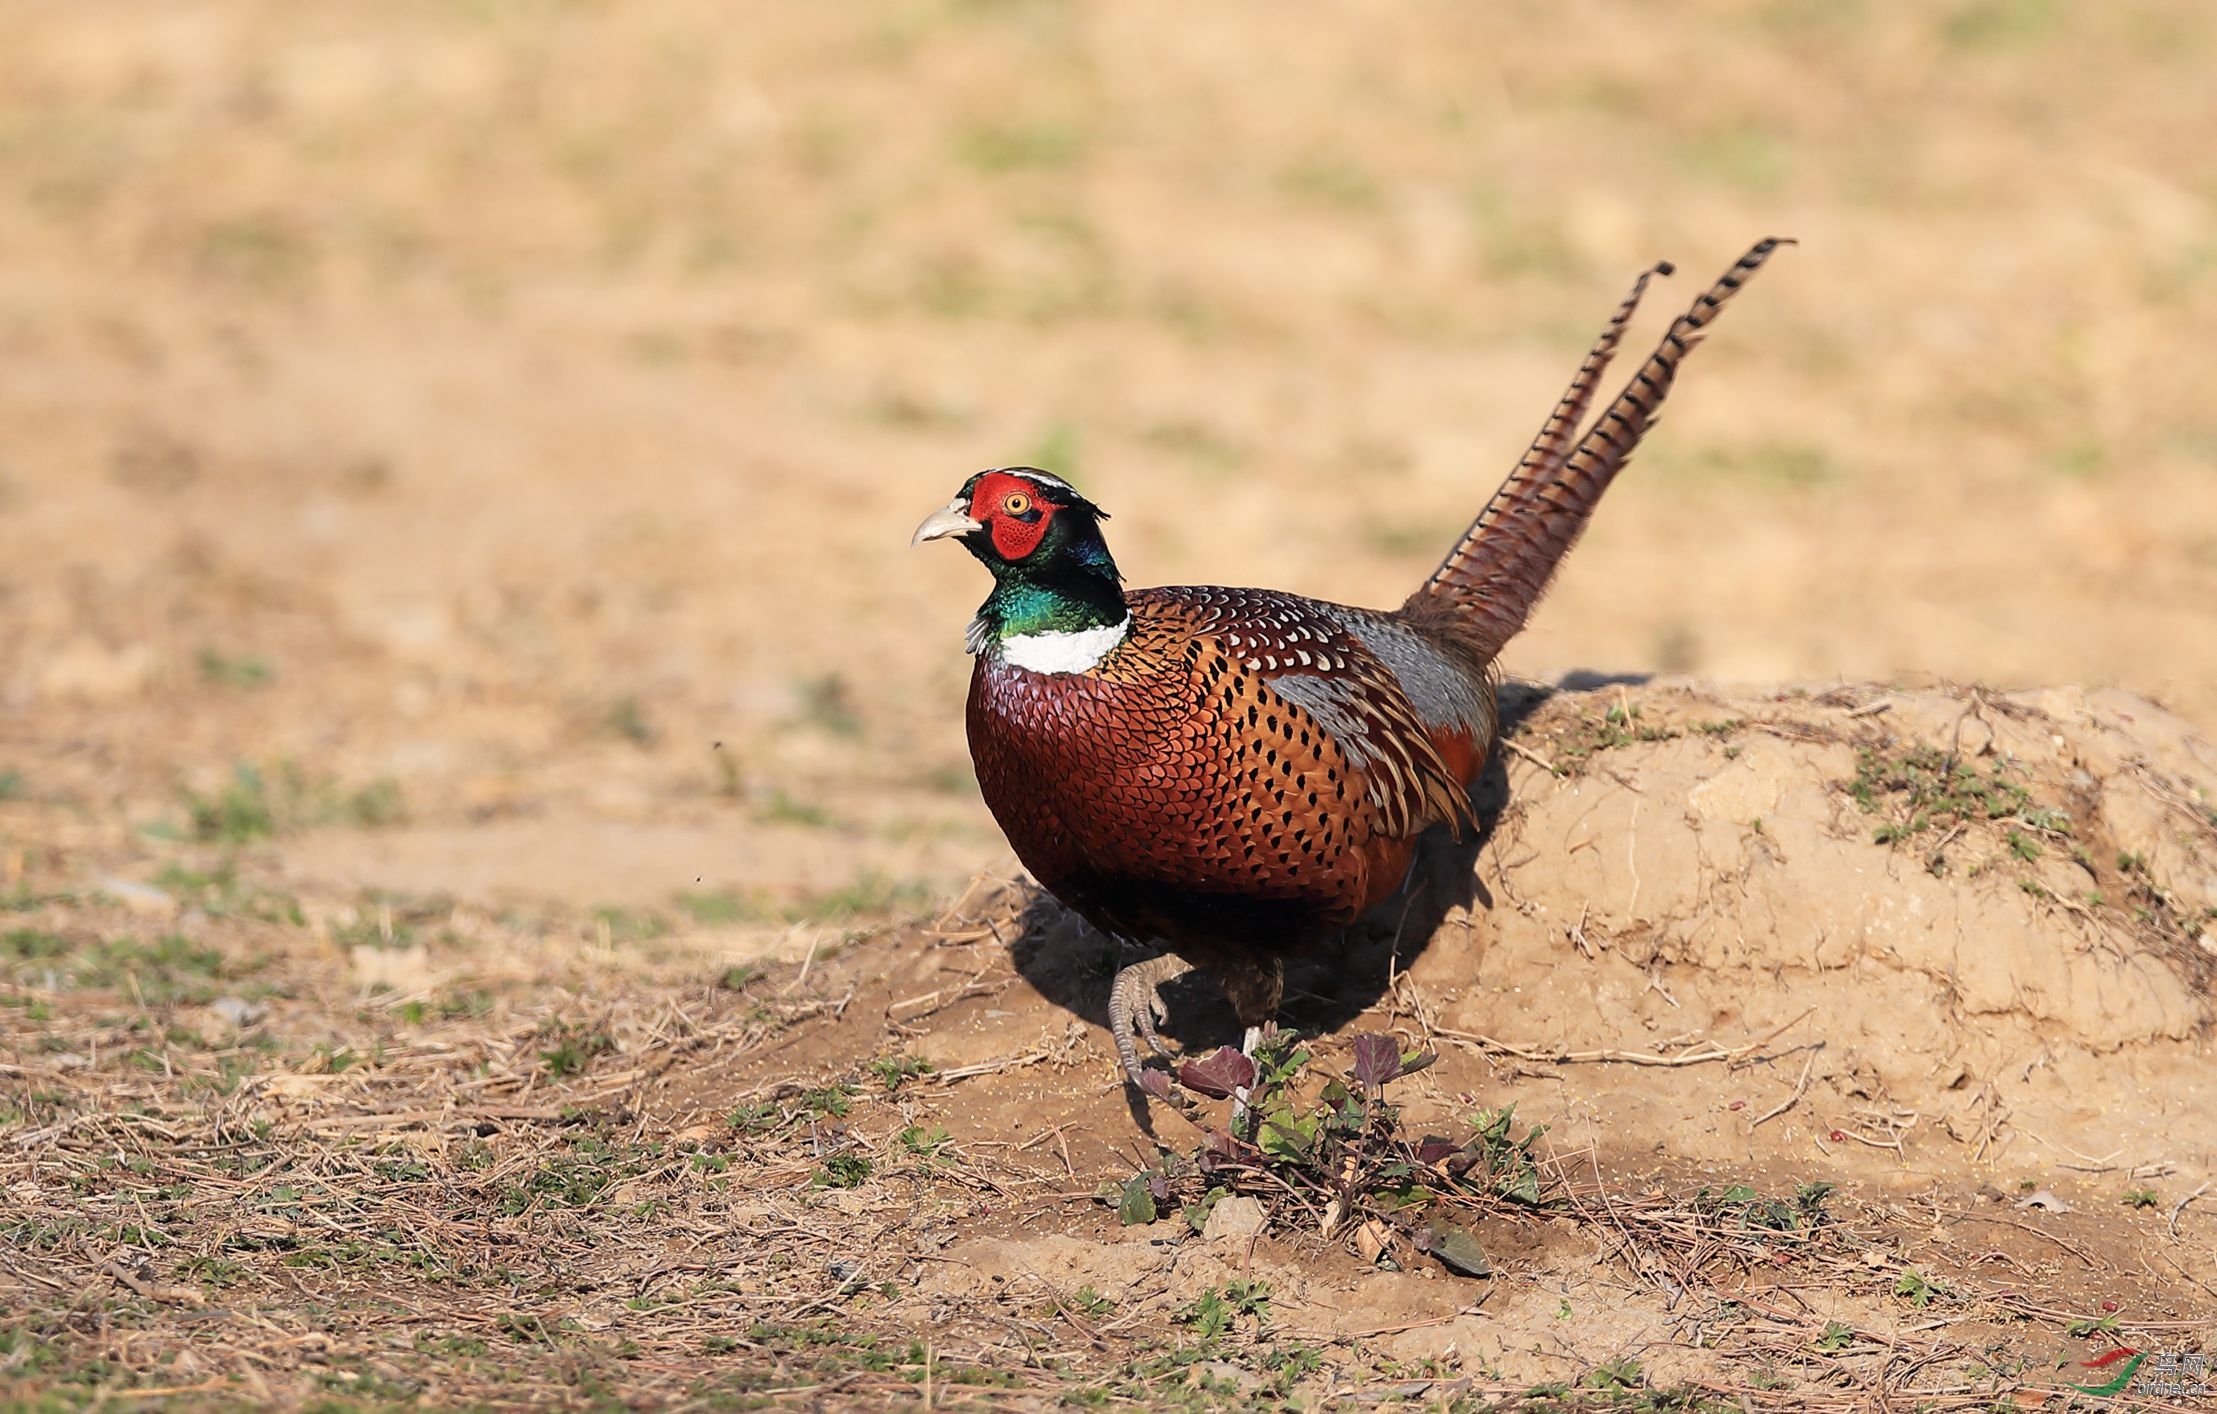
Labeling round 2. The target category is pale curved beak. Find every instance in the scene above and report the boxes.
[911,499,983,547]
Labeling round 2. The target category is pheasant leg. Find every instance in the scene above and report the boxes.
[1108,954,1195,1086]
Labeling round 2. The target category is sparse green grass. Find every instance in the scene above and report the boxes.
[785,872,935,923]
[194,212,317,294]
[181,763,278,843]
[954,118,1090,174]
[169,761,406,843]
[791,674,861,738]
[676,889,768,926]
[1850,745,2050,871]
[499,1136,650,1214]
[1941,0,2061,51]
[1025,420,1082,481]
[601,695,657,746]
[1541,701,1683,772]
[1669,439,1839,489]
[539,1025,615,1078]
[758,787,838,829]
[151,862,304,925]
[1139,419,1245,472]
[1,929,241,1004]
[589,905,667,944]
[1277,154,1383,213]
[1673,121,1791,195]
[395,989,492,1025]
[197,647,274,689]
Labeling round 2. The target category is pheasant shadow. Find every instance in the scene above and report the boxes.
[1002,675,1638,1064]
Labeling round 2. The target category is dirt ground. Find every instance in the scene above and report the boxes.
[3,2,2217,1409]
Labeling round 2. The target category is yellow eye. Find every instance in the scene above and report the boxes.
[1002,492,1032,516]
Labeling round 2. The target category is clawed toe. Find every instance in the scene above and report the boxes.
[1134,1004,1177,1060]
[1108,953,1198,1094]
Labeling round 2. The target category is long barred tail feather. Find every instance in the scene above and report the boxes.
[1412,237,1791,657]
[1421,257,1673,600]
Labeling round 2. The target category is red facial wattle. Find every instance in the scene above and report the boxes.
[967,471,1060,562]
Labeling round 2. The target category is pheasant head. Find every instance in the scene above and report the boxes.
[914,468,1129,663]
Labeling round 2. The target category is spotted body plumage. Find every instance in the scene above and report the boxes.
[969,587,1494,1011]
[914,240,1790,1091]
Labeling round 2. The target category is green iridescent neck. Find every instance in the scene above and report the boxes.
[978,573,1127,641]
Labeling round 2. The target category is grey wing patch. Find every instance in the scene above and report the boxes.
[1262,672,1386,770]
[1262,665,1471,839]
[1326,608,1494,739]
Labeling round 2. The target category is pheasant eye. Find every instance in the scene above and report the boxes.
[1002,492,1032,516]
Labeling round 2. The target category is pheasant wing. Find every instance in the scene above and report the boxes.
[1149,588,1480,845]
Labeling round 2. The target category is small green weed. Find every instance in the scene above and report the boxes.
[866,1054,931,1092]
[784,873,933,923]
[1850,745,2028,831]
[717,963,765,990]
[539,1027,614,1078]
[197,648,274,690]
[728,1101,780,1135]
[792,673,862,738]
[1182,1280,1271,1342]
[678,890,765,926]
[898,1125,950,1160]
[589,905,667,944]
[602,696,657,746]
[175,761,404,842]
[1585,1356,1645,1390]
[184,763,278,843]
[759,789,837,829]
[1893,1269,1944,1308]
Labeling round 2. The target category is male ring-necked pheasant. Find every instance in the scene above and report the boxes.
[915,239,1788,1090]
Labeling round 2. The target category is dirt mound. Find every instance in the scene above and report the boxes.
[1389,680,2217,1172]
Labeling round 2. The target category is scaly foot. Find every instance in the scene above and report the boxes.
[1107,954,1195,1088]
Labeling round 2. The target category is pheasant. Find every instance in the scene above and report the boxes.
[914,239,1788,1090]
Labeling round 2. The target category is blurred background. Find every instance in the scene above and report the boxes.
[3,0,2214,931]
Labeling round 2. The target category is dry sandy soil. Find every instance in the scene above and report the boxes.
[3,1,2216,1409]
